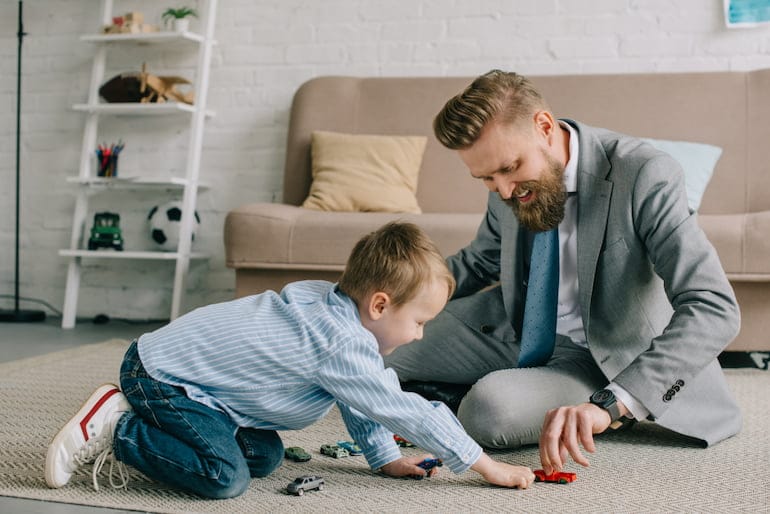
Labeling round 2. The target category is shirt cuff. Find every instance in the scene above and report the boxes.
[606,382,650,421]
[365,440,403,471]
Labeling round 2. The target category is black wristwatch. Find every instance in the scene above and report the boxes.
[589,389,625,429]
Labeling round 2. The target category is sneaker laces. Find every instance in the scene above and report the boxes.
[73,410,130,491]
[72,434,112,467]
[91,447,129,491]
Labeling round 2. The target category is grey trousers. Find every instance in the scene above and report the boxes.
[383,300,609,449]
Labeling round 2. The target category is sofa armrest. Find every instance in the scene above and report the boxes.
[699,210,770,281]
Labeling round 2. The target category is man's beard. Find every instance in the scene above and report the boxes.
[504,151,567,232]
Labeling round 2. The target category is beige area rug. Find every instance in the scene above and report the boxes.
[1,339,768,513]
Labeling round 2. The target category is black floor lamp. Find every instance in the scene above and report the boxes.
[0,0,46,323]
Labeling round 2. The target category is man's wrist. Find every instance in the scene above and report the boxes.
[589,389,621,421]
[589,389,631,430]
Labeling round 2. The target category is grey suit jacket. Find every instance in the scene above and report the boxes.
[445,120,742,446]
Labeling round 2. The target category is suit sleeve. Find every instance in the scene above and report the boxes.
[446,192,505,298]
[611,153,740,420]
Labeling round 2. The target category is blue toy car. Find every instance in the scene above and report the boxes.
[413,458,443,479]
[336,440,362,455]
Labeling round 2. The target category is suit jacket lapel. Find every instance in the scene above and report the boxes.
[571,122,613,334]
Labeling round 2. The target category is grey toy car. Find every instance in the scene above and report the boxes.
[287,475,325,496]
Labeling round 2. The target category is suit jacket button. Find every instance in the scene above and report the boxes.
[676,379,685,387]
[663,394,672,402]
[480,324,493,334]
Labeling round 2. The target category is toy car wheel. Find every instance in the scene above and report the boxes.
[296,489,304,496]
[317,484,324,491]
[558,478,568,484]
[115,244,123,251]
[88,241,96,250]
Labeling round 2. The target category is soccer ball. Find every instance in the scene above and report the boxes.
[147,201,200,251]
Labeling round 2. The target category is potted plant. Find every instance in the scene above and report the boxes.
[161,6,198,32]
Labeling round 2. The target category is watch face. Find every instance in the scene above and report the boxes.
[592,389,613,403]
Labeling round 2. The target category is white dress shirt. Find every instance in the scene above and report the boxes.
[558,121,649,421]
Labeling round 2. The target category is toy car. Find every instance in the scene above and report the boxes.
[417,458,443,471]
[412,457,443,480]
[284,446,311,462]
[533,469,577,484]
[87,212,124,251]
[286,475,325,496]
[336,440,362,455]
[320,443,349,458]
[393,434,414,447]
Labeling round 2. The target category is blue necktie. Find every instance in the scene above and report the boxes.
[518,228,559,368]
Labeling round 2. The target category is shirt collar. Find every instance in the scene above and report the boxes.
[559,120,579,194]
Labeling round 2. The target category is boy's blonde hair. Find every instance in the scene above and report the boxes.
[433,69,548,150]
[339,222,456,307]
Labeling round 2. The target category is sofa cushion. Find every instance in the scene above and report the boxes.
[225,203,483,269]
[301,131,426,214]
[642,138,722,212]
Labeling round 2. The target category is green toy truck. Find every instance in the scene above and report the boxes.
[88,212,124,251]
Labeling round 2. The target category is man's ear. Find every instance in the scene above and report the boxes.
[368,291,390,320]
[533,110,556,139]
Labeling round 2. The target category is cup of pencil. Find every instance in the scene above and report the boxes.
[96,141,125,177]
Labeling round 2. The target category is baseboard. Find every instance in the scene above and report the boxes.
[719,351,770,369]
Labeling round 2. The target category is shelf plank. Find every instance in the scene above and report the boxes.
[72,102,215,118]
[65,176,209,190]
[80,31,207,44]
[59,249,208,260]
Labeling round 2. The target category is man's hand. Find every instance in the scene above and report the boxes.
[539,401,622,474]
[380,454,440,479]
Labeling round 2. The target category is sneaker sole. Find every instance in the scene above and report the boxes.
[45,383,122,488]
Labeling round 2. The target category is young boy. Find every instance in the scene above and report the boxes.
[46,222,534,498]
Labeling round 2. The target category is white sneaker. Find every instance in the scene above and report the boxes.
[45,383,131,489]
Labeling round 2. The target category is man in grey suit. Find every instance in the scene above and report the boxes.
[384,70,741,474]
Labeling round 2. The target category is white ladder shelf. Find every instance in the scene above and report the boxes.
[60,0,217,328]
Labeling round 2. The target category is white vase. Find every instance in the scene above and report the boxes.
[172,18,190,32]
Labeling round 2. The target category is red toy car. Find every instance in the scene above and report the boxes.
[393,434,414,447]
[534,469,577,484]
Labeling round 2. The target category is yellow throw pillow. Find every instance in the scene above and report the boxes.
[302,131,426,213]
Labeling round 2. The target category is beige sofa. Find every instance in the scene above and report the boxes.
[225,70,770,352]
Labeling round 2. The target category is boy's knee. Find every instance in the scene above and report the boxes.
[254,437,284,477]
[205,462,251,499]
[236,428,284,478]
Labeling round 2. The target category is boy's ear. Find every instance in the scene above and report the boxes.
[368,291,390,320]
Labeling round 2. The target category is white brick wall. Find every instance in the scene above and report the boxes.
[1,0,769,322]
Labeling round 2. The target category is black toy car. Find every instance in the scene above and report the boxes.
[286,475,325,496]
[87,212,124,251]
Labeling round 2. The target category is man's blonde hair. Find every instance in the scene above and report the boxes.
[339,222,455,307]
[433,69,548,150]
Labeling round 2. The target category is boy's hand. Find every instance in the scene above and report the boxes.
[380,454,440,479]
[471,453,534,489]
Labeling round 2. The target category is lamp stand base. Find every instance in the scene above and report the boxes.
[0,308,46,322]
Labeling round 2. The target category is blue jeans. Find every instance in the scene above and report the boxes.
[113,341,284,499]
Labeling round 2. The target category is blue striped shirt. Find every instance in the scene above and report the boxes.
[137,280,482,473]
